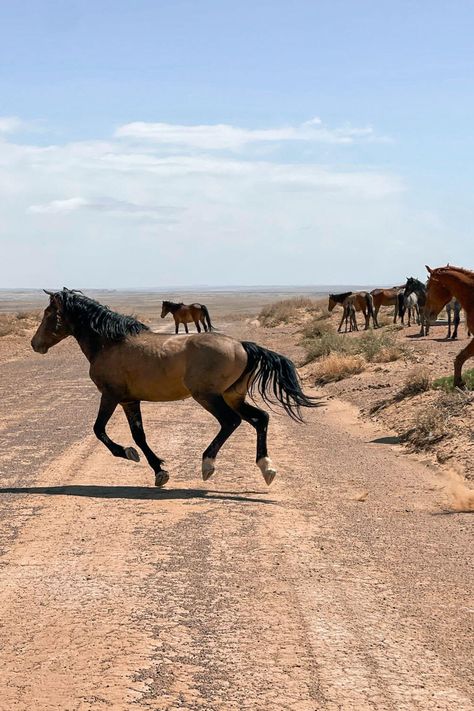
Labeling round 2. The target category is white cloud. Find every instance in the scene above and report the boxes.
[0,116,27,134]
[28,196,179,221]
[1,116,445,288]
[114,117,383,150]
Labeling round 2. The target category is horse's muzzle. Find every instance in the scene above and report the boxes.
[31,338,48,354]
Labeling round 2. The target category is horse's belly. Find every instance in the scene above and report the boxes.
[130,378,191,402]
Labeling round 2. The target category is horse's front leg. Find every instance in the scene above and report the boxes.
[184,322,189,334]
[122,402,169,487]
[174,318,179,334]
[93,394,140,462]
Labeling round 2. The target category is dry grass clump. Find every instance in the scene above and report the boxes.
[303,331,353,362]
[258,297,316,327]
[314,353,365,384]
[0,312,40,337]
[400,366,432,397]
[354,330,405,363]
[302,319,335,340]
[304,328,405,369]
[400,406,448,450]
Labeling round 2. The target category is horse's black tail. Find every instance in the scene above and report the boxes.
[366,293,377,327]
[201,304,214,331]
[241,341,322,422]
[397,292,406,321]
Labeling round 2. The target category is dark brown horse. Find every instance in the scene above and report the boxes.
[328,291,377,330]
[161,301,213,334]
[32,289,319,487]
[425,265,474,387]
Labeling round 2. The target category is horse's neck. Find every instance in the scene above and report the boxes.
[442,272,474,308]
[70,325,101,362]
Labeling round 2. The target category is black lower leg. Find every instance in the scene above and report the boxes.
[93,394,137,460]
[122,402,165,469]
[193,394,242,461]
[195,321,201,333]
[236,401,269,462]
[122,402,168,486]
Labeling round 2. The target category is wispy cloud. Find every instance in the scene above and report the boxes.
[0,116,28,134]
[115,117,385,150]
[28,196,179,221]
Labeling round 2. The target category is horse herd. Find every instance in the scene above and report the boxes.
[329,277,464,339]
[29,265,474,487]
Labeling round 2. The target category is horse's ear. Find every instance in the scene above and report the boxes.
[43,289,55,296]
[425,265,433,274]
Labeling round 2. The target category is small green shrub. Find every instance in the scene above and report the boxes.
[432,369,474,392]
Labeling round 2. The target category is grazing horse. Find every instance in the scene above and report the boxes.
[32,289,319,487]
[425,265,474,387]
[370,287,404,325]
[161,301,213,334]
[328,291,377,330]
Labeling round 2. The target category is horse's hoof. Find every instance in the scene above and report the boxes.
[257,457,277,486]
[155,471,169,487]
[125,447,140,462]
[202,457,215,481]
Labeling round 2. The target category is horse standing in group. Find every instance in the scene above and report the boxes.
[398,291,420,327]
[340,298,358,333]
[32,289,320,488]
[328,291,377,331]
[161,301,213,334]
[425,265,474,387]
[404,277,463,339]
[370,287,405,325]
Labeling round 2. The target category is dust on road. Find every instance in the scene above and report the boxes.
[0,335,472,711]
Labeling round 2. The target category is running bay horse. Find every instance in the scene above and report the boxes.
[32,289,319,487]
[425,265,474,387]
[328,291,377,330]
[161,301,213,334]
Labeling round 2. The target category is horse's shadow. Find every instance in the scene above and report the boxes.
[0,484,273,505]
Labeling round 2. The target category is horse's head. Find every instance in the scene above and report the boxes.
[425,266,453,322]
[328,295,337,312]
[31,290,72,354]
[161,301,170,318]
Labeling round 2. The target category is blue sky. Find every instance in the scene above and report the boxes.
[1,1,473,287]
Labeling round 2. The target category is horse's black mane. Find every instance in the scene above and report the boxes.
[329,291,353,303]
[163,300,184,307]
[56,289,150,342]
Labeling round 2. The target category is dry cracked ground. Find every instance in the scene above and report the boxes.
[0,304,472,711]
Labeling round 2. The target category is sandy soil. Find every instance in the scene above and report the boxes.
[0,297,472,710]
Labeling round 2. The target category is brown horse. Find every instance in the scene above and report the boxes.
[370,287,405,325]
[425,265,474,387]
[161,300,213,334]
[328,291,377,330]
[32,290,319,487]
[341,298,358,333]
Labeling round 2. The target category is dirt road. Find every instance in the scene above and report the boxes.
[0,337,472,710]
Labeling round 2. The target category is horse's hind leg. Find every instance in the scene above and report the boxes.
[122,401,169,487]
[192,393,242,480]
[184,323,189,334]
[233,399,276,485]
[194,320,201,333]
[201,319,208,332]
[93,394,140,463]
